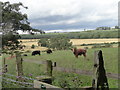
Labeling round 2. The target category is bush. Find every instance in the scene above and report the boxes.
[92,45,101,48]
[38,36,72,50]
[104,43,112,47]
[31,44,35,49]
[25,50,31,53]
[84,47,88,49]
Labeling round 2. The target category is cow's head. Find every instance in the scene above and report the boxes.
[71,47,77,52]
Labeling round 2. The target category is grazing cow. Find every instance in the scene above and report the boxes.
[71,48,87,58]
[23,54,27,56]
[46,49,52,54]
[32,50,40,56]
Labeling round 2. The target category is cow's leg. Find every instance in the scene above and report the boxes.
[75,55,78,58]
[83,54,89,60]
[83,54,87,60]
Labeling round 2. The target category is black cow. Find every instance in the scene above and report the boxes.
[46,49,52,54]
[32,50,40,56]
[23,54,27,56]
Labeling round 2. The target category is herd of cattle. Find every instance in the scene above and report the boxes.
[32,49,52,56]
[23,48,87,59]
[23,49,53,56]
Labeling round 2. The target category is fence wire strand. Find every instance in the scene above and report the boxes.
[2,73,35,88]
[4,73,37,81]
[3,81,26,88]
[3,77,34,86]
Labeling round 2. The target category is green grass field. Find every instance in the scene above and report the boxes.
[2,47,118,88]
[22,47,118,73]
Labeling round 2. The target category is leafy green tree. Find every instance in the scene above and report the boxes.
[1,1,31,33]
[38,38,49,47]
[39,36,72,50]
[1,1,31,50]
[2,31,20,49]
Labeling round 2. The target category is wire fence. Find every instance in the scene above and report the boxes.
[4,73,37,81]
[3,80,27,88]
[2,73,36,88]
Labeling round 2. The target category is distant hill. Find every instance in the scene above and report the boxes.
[20,29,120,39]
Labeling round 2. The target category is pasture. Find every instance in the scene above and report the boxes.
[2,47,118,88]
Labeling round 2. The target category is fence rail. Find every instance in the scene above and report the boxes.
[53,67,119,79]
[23,59,119,79]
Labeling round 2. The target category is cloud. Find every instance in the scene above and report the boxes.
[1,0,119,30]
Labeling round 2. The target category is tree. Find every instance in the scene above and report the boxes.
[38,38,49,47]
[96,27,111,30]
[38,36,72,50]
[1,1,31,33]
[1,1,31,50]
[31,44,35,49]
[32,29,45,34]
[115,26,120,29]
[2,31,20,49]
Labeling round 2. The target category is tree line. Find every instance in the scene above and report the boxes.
[20,29,119,39]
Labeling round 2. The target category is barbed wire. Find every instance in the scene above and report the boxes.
[3,77,34,86]
[3,81,26,88]
[4,73,37,81]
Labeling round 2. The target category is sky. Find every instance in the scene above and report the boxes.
[1,0,120,32]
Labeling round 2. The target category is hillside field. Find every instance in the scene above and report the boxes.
[20,29,120,39]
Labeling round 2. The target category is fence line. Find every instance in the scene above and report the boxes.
[2,73,35,88]
[53,67,119,79]
[23,59,119,79]
[23,59,46,64]
[3,81,26,88]
[2,77,33,85]
[3,77,34,86]
[4,73,37,81]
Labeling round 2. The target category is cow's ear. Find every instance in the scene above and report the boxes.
[71,48,74,52]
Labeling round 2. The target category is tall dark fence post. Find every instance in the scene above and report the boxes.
[92,50,109,90]
[16,52,24,81]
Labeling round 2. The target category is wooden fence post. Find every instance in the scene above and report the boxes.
[92,50,109,90]
[2,57,7,73]
[45,60,53,76]
[35,60,53,85]
[15,51,24,81]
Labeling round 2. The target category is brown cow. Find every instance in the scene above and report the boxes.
[71,48,87,58]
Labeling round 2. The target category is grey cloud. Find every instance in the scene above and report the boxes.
[31,16,117,31]
[29,15,77,24]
